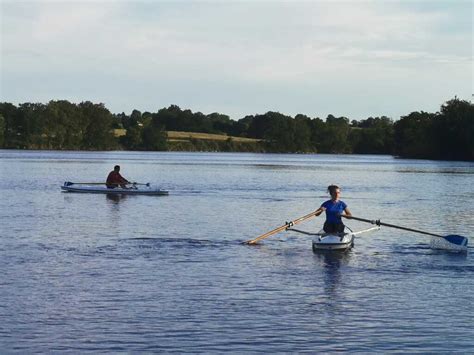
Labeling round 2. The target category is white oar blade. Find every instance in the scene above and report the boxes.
[430,235,468,253]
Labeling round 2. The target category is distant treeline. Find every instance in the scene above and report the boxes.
[0,98,472,161]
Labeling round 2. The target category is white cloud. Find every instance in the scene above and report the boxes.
[1,0,472,119]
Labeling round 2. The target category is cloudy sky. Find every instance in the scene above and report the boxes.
[1,0,472,121]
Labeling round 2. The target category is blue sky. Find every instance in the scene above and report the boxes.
[1,0,472,121]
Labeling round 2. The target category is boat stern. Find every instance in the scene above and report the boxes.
[312,233,354,252]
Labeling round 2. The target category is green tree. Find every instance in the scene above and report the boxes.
[435,98,474,161]
[141,114,168,150]
[263,112,295,152]
[42,100,85,149]
[350,116,394,154]
[308,117,325,153]
[142,124,167,150]
[16,102,46,148]
[120,125,142,150]
[161,105,185,131]
[394,111,436,158]
[0,114,5,147]
[247,113,272,139]
[0,103,20,148]
[293,114,312,152]
[79,101,116,150]
[130,109,142,123]
[207,112,232,134]
[319,115,351,153]
[232,116,253,137]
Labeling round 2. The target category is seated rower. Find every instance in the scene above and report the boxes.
[313,184,352,233]
[106,165,130,189]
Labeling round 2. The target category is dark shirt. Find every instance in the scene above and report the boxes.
[106,171,128,188]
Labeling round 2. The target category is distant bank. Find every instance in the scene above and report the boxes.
[0,98,472,161]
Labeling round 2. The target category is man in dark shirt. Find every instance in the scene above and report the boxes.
[106,165,130,189]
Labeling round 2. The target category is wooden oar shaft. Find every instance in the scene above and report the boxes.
[244,211,317,245]
[343,215,442,238]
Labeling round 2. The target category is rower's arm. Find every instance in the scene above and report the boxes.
[342,207,352,217]
[314,207,325,217]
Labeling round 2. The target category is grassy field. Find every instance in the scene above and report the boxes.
[167,131,261,143]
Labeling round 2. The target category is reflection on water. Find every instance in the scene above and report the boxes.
[106,193,127,203]
[314,251,352,297]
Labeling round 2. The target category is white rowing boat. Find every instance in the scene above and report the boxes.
[61,182,169,196]
[312,226,380,251]
[288,226,380,251]
[312,230,355,251]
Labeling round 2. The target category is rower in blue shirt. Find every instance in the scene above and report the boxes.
[314,185,352,233]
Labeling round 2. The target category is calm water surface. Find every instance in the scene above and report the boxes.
[0,150,473,352]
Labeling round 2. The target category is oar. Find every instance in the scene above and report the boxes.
[64,181,150,187]
[64,181,103,186]
[244,211,317,245]
[343,215,468,247]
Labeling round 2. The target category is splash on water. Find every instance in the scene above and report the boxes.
[429,237,468,253]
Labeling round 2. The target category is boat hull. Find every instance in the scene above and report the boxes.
[312,230,355,252]
[61,185,169,196]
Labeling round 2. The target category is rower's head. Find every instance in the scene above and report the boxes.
[327,185,341,199]
[114,165,120,172]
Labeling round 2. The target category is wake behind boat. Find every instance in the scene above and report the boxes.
[61,181,169,196]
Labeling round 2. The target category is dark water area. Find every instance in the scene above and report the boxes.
[0,150,473,352]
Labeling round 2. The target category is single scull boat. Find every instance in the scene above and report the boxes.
[61,182,169,196]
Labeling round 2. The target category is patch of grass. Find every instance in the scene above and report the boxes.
[167,131,260,143]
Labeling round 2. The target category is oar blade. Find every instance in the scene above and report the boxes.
[444,235,468,247]
[430,235,468,253]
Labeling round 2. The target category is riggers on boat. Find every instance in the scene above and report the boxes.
[288,226,380,252]
[61,182,169,196]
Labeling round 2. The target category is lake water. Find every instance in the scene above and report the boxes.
[0,150,473,353]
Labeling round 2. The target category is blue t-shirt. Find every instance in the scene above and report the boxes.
[321,200,347,224]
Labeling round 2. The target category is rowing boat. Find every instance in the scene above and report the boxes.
[288,226,379,251]
[312,230,355,251]
[312,226,380,251]
[61,182,169,196]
